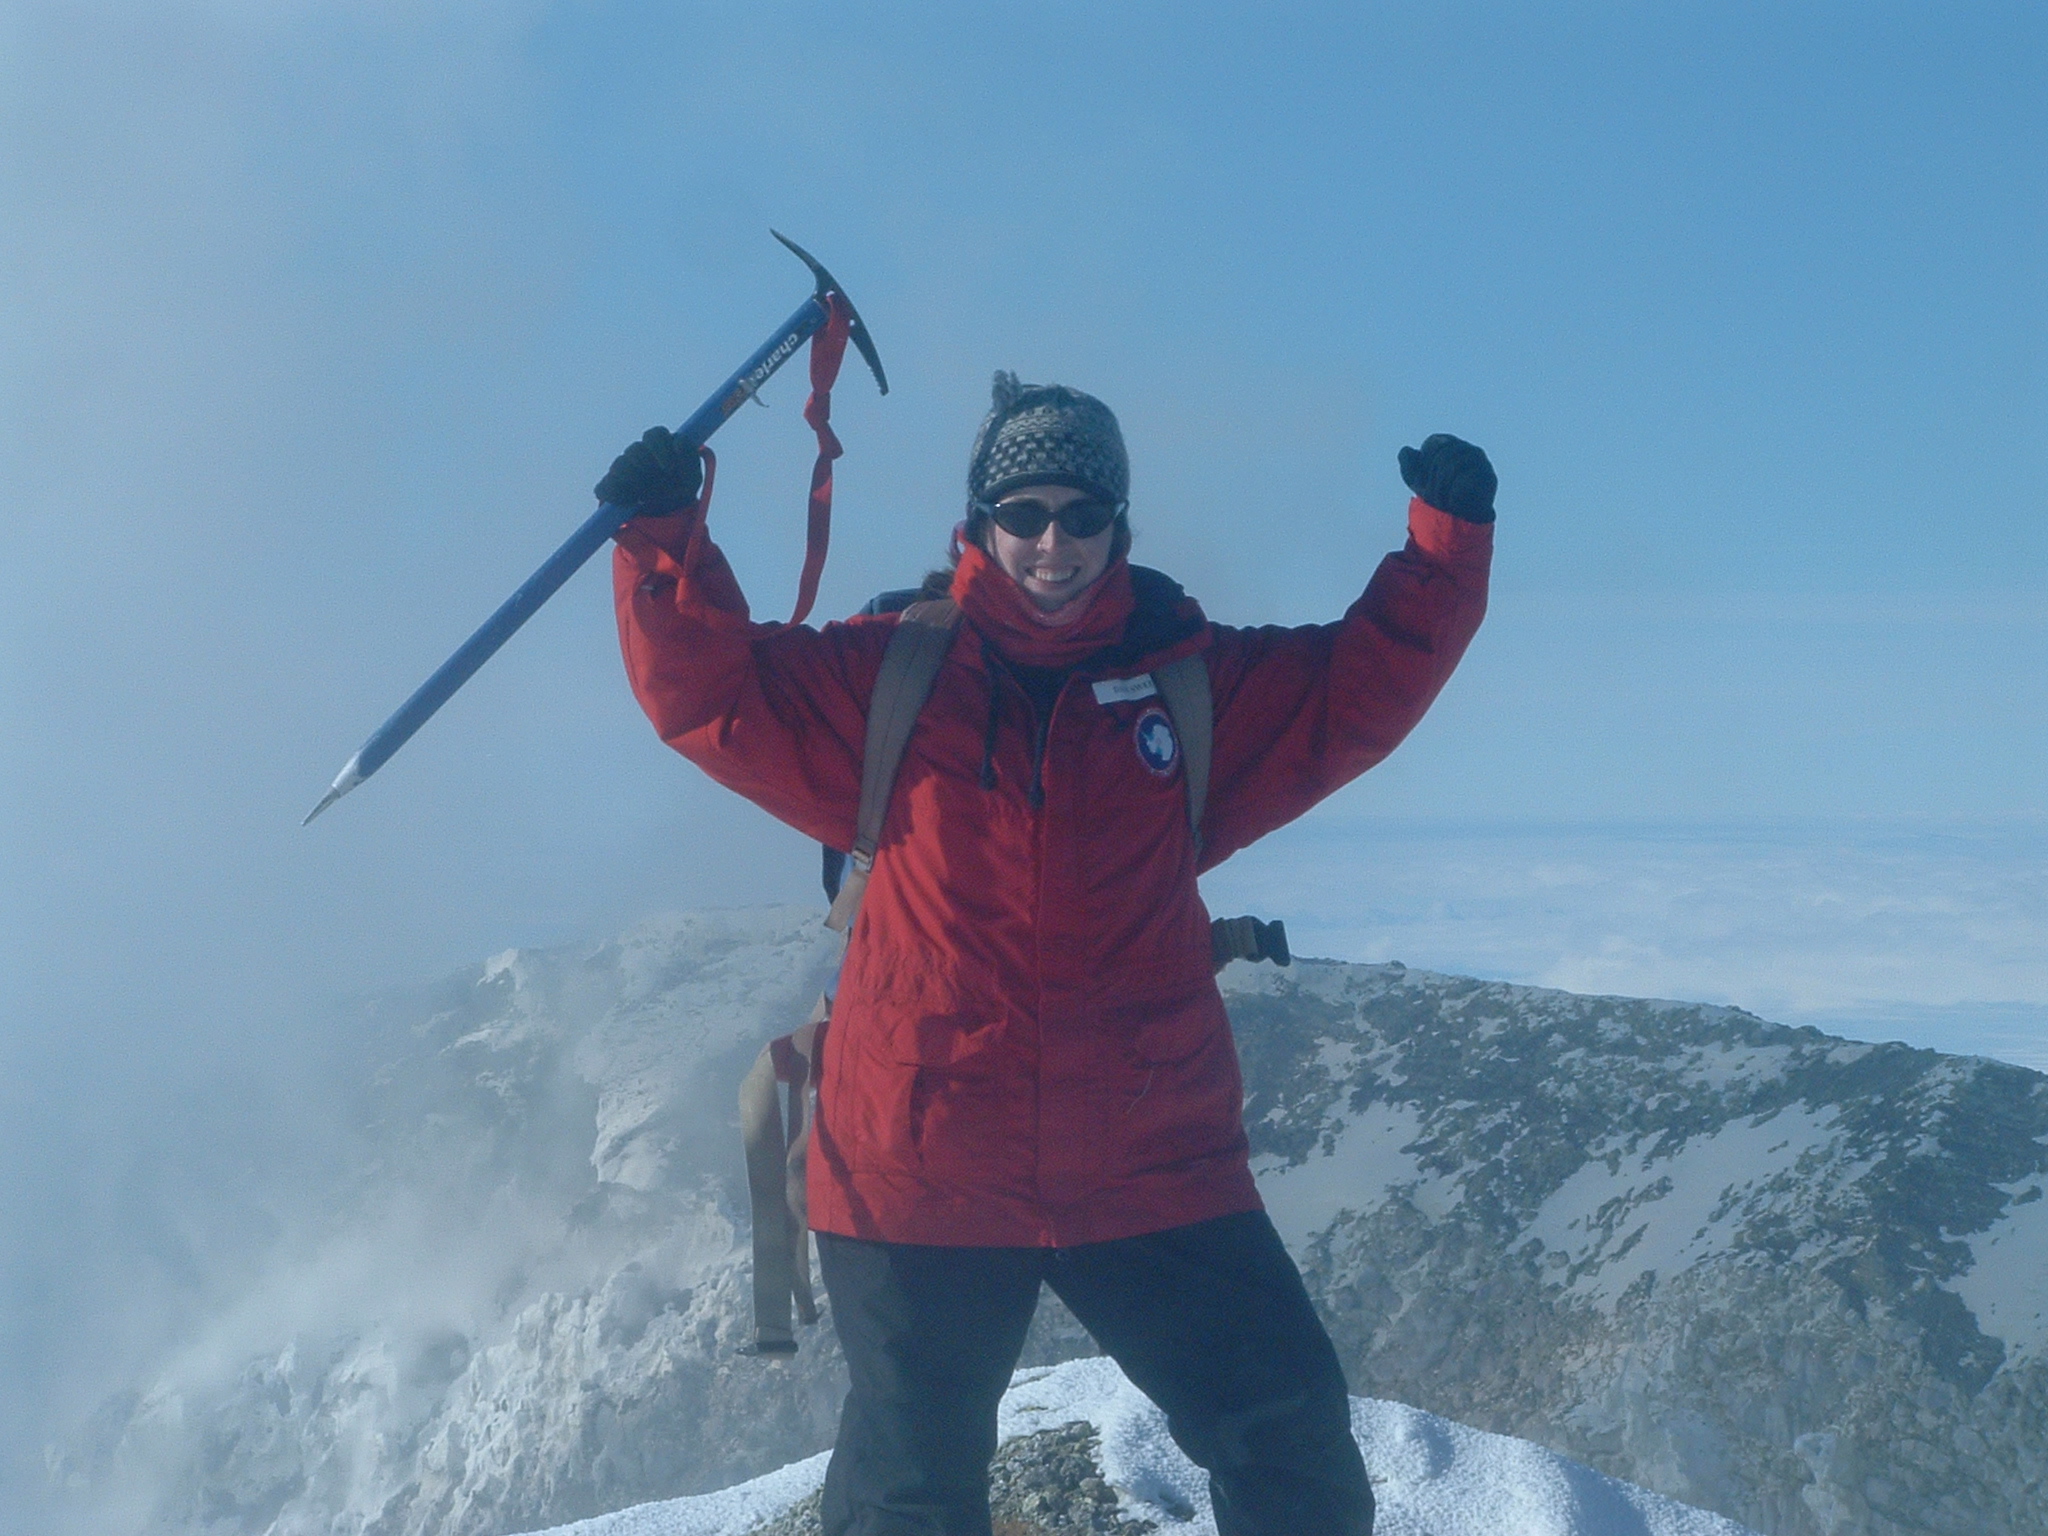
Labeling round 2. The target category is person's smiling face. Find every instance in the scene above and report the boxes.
[986,485,1118,617]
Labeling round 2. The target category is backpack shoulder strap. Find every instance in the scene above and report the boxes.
[1151,652,1213,855]
[825,599,960,931]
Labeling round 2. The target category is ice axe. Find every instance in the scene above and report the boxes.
[303,232,887,826]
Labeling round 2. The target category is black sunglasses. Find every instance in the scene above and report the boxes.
[975,494,1126,541]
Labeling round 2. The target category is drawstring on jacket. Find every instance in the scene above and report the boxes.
[978,640,1002,791]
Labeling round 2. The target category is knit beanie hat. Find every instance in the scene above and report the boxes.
[966,371,1129,506]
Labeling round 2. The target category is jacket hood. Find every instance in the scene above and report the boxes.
[1098,564,1209,673]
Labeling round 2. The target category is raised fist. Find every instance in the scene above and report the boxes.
[1398,434,1496,525]
[596,426,704,515]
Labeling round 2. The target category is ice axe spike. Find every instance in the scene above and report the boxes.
[303,232,887,826]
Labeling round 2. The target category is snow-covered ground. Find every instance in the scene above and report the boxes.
[516,1357,1758,1536]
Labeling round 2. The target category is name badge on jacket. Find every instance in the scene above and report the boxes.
[1091,675,1158,705]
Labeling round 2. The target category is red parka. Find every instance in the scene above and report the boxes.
[614,498,1490,1247]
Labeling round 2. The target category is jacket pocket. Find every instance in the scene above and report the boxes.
[1091,977,1244,1174]
[844,981,1023,1182]
[1091,964,1222,1068]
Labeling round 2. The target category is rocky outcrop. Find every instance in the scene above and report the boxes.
[749,1422,1149,1536]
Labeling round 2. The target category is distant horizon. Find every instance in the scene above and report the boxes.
[297,808,2048,1075]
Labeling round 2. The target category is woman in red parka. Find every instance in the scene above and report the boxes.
[604,374,1494,1536]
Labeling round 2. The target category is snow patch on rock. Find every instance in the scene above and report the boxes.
[1951,1178,2048,1362]
[1253,1101,1434,1247]
[1520,1105,1844,1307]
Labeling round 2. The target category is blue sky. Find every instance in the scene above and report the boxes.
[1,0,2044,1495]
[5,2,2041,1004]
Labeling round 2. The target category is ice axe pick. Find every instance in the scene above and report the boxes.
[302,232,886,826]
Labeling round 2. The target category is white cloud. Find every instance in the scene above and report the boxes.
[1201,816,2048,1069]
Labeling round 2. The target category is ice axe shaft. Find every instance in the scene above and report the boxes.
[303,233,886,826]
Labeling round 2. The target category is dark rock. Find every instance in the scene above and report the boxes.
[745,1423,1155,1535]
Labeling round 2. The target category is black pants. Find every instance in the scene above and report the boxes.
[815,1210,1372,1536]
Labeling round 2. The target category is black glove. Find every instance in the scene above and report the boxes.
[595,426,704,515]
[1398,433,1496,524]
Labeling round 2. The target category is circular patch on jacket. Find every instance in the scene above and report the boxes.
[1134,706,1180,776]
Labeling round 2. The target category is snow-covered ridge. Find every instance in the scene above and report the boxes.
[519,1357,1759,1536]
[49,907,2048,1536]
[1231,955,2048,1370]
